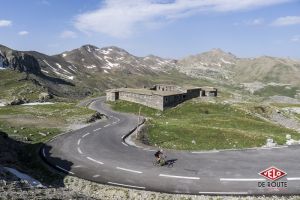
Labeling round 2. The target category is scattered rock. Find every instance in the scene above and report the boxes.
[264,138,277,148]
[38,132,47,137]
[9,97,29,106]
[13,130,18,134]
[286,134,299,145]
[38,92,52,102]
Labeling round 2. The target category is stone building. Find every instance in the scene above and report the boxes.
[106,85,217,110]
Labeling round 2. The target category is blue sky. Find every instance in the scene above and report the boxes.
[0,0,299,59]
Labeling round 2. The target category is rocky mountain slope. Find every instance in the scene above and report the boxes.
[1,44,300,101]
[177,48,300,86]
[0,44,186,100]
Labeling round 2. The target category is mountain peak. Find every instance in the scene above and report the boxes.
[100,46,130,55]
[80,44,99,52]
[207,48,236,58]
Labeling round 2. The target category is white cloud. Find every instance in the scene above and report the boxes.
[74,0,291,38]
[291,35,300,42]
[272,16,300,26]
[60,30,77,39]
[18,31,29,36]
[0,20,12,27]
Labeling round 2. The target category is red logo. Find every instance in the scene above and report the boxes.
[259,166,287,181]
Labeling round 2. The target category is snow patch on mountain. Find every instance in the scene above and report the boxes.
[43,60,74,80]
[62,53,67,57]
[67,65,77,72]
[41,69,49,74]
[87,46,91,53]
[94,54,103,60]
[100,50,110,54]
[43,60,56,71]
[221,58,233,65]
[55,63,72,74]
[104,56,119,68]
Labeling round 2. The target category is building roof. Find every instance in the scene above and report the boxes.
[107,88,186,96]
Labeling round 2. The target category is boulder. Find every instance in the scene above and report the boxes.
[9,97,29,105]
[38,92,52,102]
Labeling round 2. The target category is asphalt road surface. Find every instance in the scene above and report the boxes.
[42,97,300,195]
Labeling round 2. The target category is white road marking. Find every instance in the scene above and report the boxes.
[159,174,200,180]
[191,150,219,154]
[93,127,102,132]
[261,146,288,150]
[56,165,74,175]
[86,156,104,165]
[77,147,83,154]
[220,178,265,182]
[107,182,145,189]
[199,191,248,195]
[287,177,300,181]
[42,148,46,157]
[122,142,128,146]
[104,124,111,127]
[73,165,83,168]
[93,174,100,178]
[143,149,156,152]
[77,139,81,145]
[82,132,90,138]
[116,167,143,174]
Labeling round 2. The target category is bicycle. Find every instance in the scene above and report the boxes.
[152,155,174,168]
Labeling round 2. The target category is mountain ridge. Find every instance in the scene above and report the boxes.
[1,43,299,101]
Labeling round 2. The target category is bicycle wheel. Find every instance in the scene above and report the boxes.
[167,162,174,168]
[153,160,159,166]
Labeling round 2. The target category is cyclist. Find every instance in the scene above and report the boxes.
[154,150,165,166]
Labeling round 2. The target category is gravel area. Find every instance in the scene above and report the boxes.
[63,175,300,200]
[269,110,300,132]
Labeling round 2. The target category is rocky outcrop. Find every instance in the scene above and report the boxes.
[0,45,41,75]
[8,97,29,106]
[0,131,22,165]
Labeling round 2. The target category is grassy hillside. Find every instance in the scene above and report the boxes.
[0,70,46,101]
[109,100,300,150]
[254,85,299,98]
[0,103,96,182]
[233,58,300,86]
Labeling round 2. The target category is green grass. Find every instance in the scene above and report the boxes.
[254,85,299,98]
[0,103,95,127]
[0,70,46,100]
[0,102,96,183]
[270,103,300,108]
[109,100,300,150]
